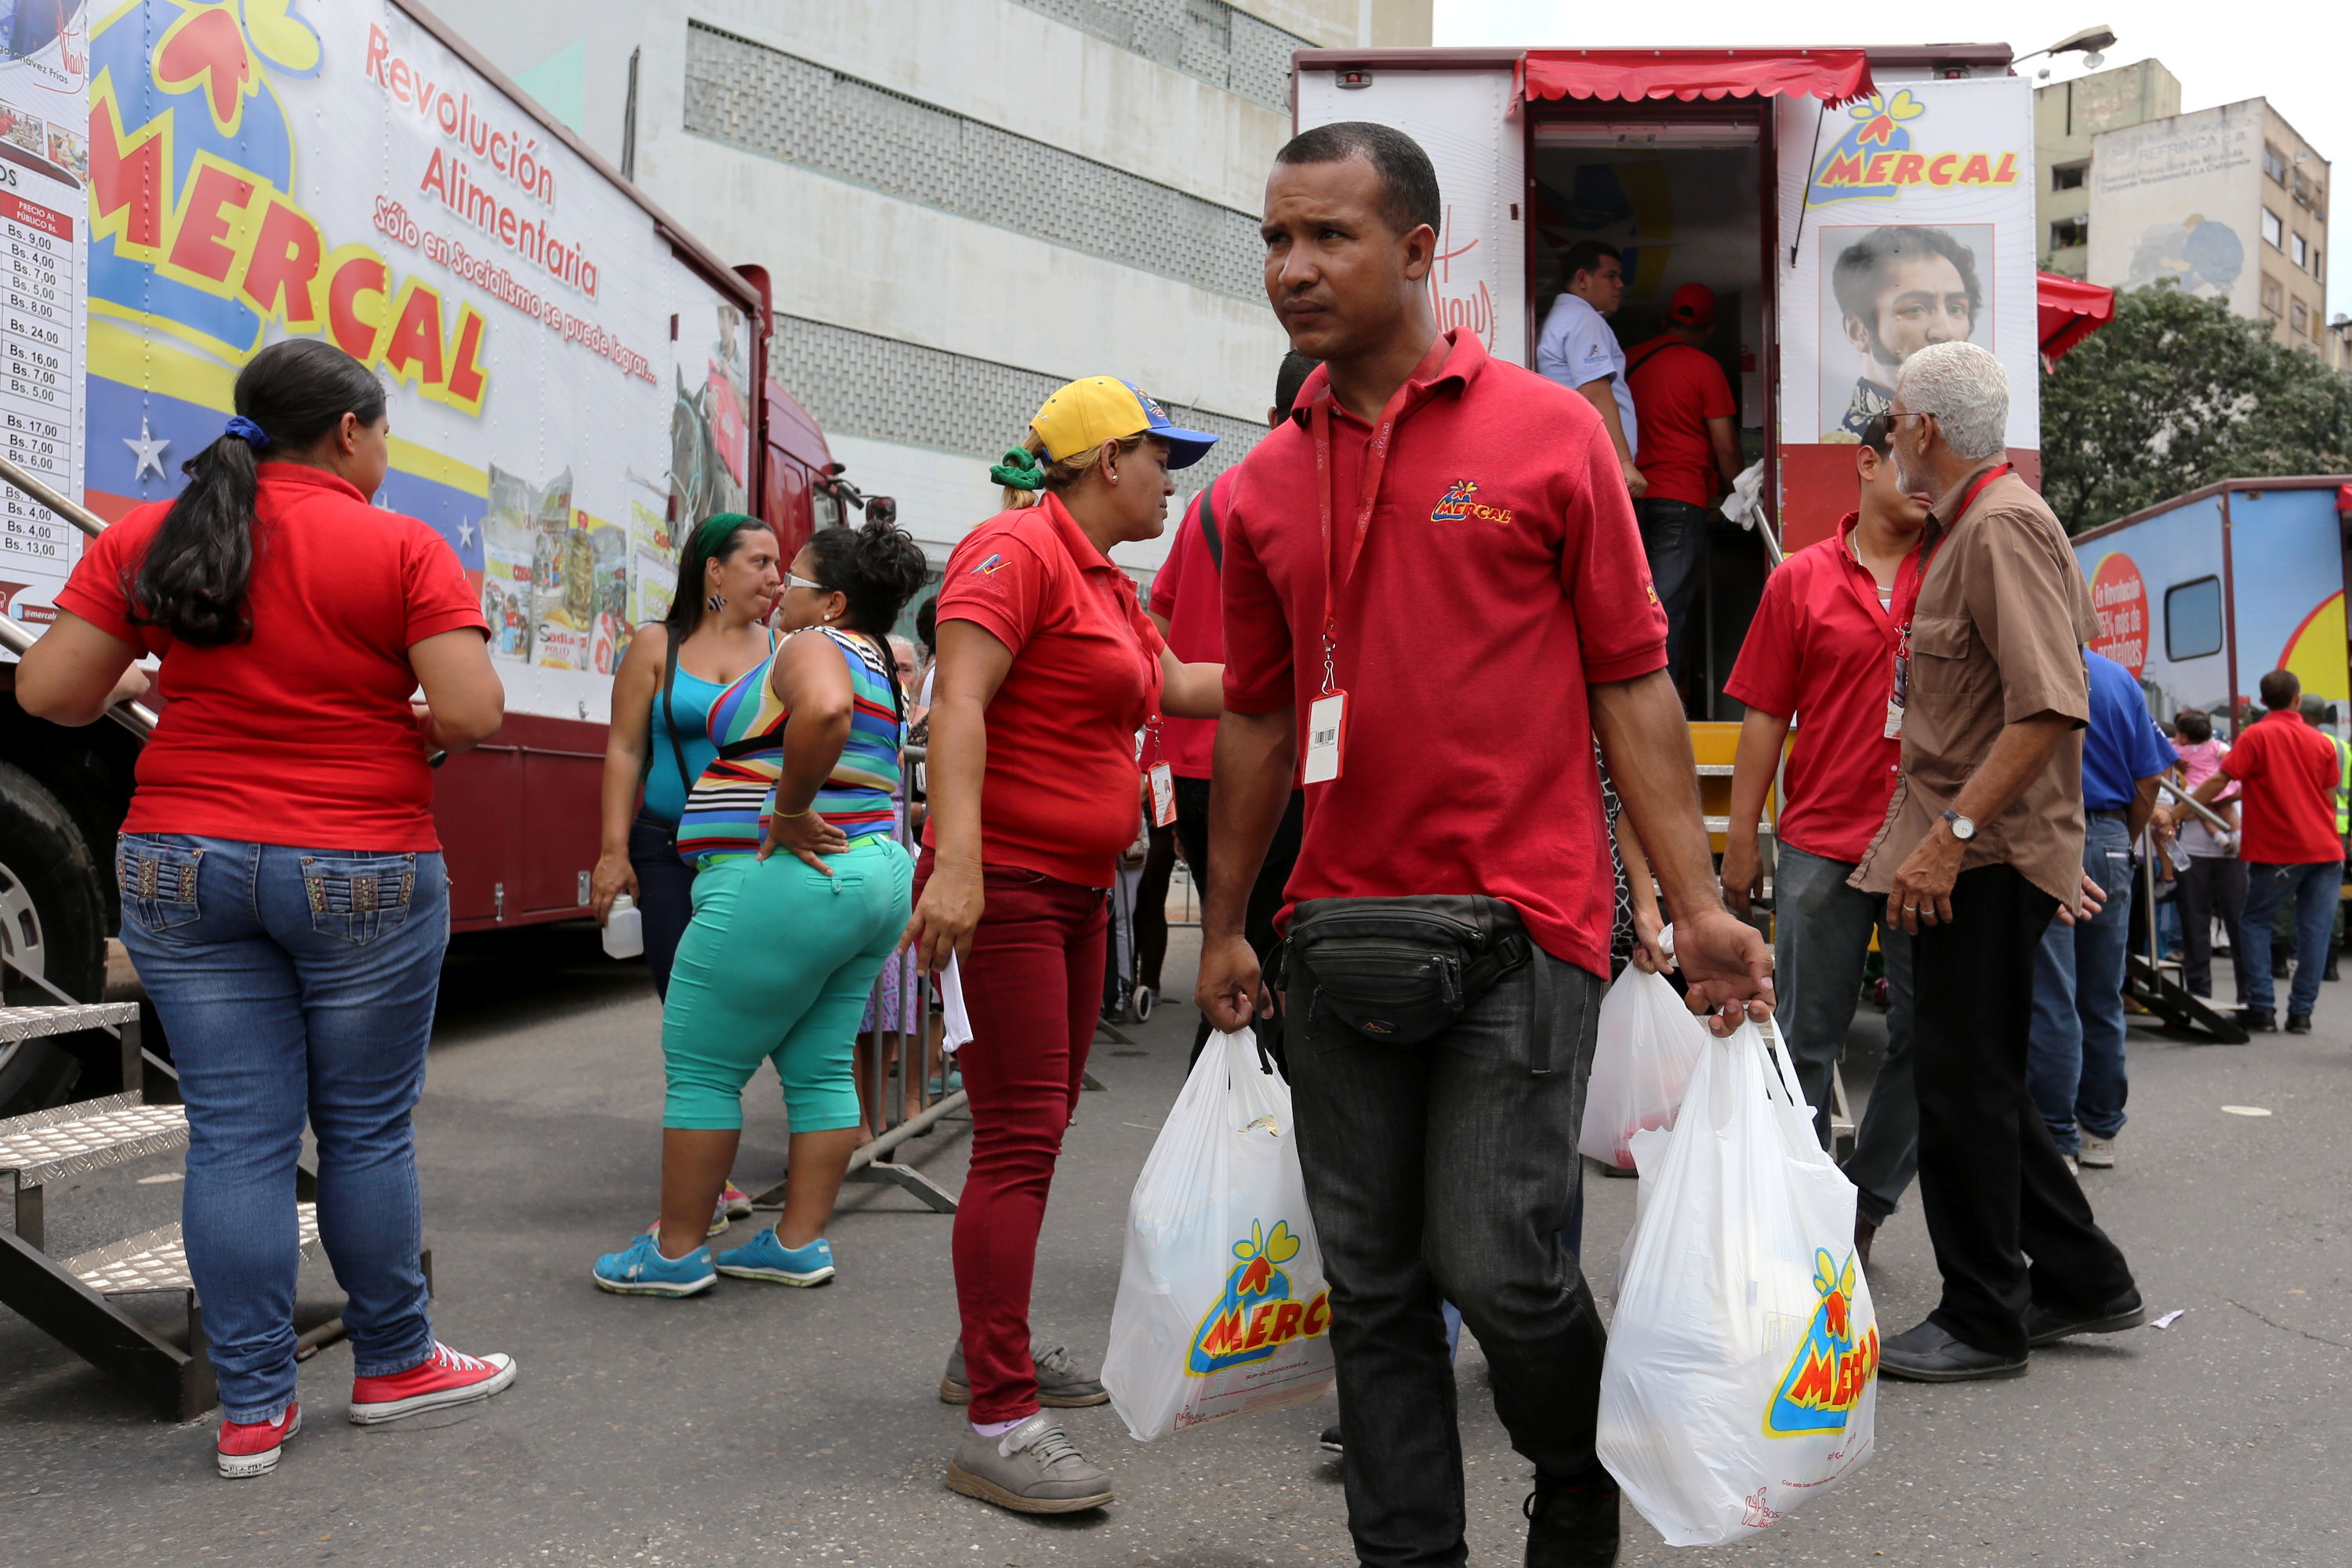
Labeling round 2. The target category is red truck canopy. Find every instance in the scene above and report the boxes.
[2038,272,2118,365]
[1517,49,1875,107]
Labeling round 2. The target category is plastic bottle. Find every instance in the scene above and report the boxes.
[602,893,644,959]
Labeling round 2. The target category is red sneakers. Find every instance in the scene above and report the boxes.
[347,1341,518,1425]
[216,1402,300,1479]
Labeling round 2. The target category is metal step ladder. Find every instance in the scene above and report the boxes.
[0,1003,374,1419]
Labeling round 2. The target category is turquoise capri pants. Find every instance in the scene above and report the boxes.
[660,835,915,1132]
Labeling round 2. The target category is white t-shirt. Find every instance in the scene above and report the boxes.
[1536,292,1637,460]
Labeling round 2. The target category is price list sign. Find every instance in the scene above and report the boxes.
[0,187,81,607]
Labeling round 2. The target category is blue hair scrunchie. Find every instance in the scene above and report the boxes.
[223,416,274,450]
[989,447,1047,491]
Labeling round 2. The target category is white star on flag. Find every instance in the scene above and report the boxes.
[458,518,475,548]
[124,418,170,481]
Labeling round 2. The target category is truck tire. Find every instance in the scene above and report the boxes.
[0,757,109,1009]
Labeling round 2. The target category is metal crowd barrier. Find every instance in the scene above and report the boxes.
[2126,780,2248,1044]
[0,453,157,739]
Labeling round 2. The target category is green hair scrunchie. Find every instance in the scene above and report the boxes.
[693,510,759,559]
[989,447,1047,491]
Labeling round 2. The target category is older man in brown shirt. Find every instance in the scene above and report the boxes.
[1853,342,2142,1381]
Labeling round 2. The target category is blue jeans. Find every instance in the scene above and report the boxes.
[2240,860,2344,1017]
[116,835,447,1424]
[1635,497,1710,686]
[2026,815,2136,1154]
[1773,843,1917,1224]
[626,811,698,1000]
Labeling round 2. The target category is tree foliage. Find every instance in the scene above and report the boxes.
[2039,284,2352,534]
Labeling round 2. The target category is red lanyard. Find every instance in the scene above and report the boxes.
[1310,336,1450,694]
[1890,463,2009,633]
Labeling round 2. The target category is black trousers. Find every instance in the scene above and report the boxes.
[1287,950,1606,1568]
[2174,855,2249,1000]
[1912,864,2136,1358]
[1171,775,1305,1063]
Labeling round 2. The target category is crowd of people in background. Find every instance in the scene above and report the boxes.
[17,110,2352,1568]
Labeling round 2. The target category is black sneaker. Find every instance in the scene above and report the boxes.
[1523,1468,1620,1567]
[1317,1424,1342,1454]
[2238,1007,2277,1033]
[2325,959,2342,982]
[2287,1013,2314,1034]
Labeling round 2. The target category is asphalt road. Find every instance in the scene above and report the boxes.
[5,921,2347,1567]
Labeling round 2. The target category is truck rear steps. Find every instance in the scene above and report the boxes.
[0,1001,426,1417]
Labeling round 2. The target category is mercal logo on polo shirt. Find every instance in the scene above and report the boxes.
[1431,479,1514,527]
[972,553,1009,575]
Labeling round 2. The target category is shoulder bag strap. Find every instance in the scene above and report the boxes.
[660,634,695,819]
[1624,341,1689,380]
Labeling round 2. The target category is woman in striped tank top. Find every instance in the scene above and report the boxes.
[593,517,931,1298]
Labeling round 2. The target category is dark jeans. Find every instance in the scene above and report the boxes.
[2241,861,2343,1017]
[1635,497,1710,686]
[1913,865,2136,1359]
[1287,947,1606,1568]
[116,836,447,1421]
[1173,776,1305,1063]
[2025,815,2136,1154]
[2174,855,2248,1000]
[628,811,698,1000]
[1772,843,1917,1224]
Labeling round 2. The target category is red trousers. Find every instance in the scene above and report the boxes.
[918,852,1105,1422]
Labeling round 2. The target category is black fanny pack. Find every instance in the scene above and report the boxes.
[1286,895,1537,1062]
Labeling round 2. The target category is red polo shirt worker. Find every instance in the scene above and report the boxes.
[1722,414,1928,1265]
[1148,351,1318,1062]
[905,376,1227,1514]
[2197,668,2347,1032]
[1624,283,1742,692]
[1196,122,1773,1566]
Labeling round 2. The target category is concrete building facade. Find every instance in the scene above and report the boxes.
[425,0,1432,579]
[2037,62,2338,370]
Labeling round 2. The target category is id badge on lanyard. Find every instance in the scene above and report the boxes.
[1142,717,1177,827]
[1306,345,1439,785]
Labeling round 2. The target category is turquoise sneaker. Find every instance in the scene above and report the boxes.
[714,1229,836,1287]
[592,1233,716,1297]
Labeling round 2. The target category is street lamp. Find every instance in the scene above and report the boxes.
[2020,24,2119,79]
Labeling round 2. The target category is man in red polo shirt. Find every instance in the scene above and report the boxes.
[2196,668,2347,1032]
[1721,415,1927,1265]
[1149,351,1318,1061]
[1196,120,1773,1568]
[1624,283,1743,695]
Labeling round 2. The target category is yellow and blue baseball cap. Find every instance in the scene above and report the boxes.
[1030,377,1220,470]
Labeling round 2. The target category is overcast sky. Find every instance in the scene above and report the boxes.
[1436,2,2346,325]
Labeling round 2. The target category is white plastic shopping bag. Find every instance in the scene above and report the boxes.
[1577,964,1710,1169]
[1598,1020,1879,1546]
[938,953,974,1052]
[1102,1027,1336,1440]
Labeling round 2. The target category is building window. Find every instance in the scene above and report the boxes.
[2292,299,2310,336]
[1011,0,1311,116]
[2317,249,2325,283]
[2165,578,2223,662]
[2050,216,2089,252]
[2262,208,2285,248]
[2050,161,2088,192]
[2293,232,2310,269]
[2263,143,2289,183]
[2261,275,2285,318]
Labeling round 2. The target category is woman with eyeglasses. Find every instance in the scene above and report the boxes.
[592,516,931,1298]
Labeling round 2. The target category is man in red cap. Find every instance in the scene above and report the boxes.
[1625,283,1742,696]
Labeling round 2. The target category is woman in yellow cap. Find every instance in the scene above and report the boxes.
[902,378,1224,1514]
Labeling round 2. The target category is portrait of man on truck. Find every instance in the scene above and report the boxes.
[1824,224,1985,441]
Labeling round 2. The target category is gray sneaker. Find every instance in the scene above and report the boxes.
[946,1413,1113,1514]
[2079,1134,2117,1169]
[938,1338,1109,1407]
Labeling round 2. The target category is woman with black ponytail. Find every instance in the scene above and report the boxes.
[19,339,514,1479]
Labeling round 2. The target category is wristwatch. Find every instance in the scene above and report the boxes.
[1943,808,1977,841]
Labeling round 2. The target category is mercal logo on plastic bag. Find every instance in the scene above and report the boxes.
[1762,1250,1878,1435]
[1186,1220,1330,1375]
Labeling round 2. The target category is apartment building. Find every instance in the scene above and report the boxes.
[2034,60,2180,279]
[429,0,1434,575]
[2036,61,2338,368]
